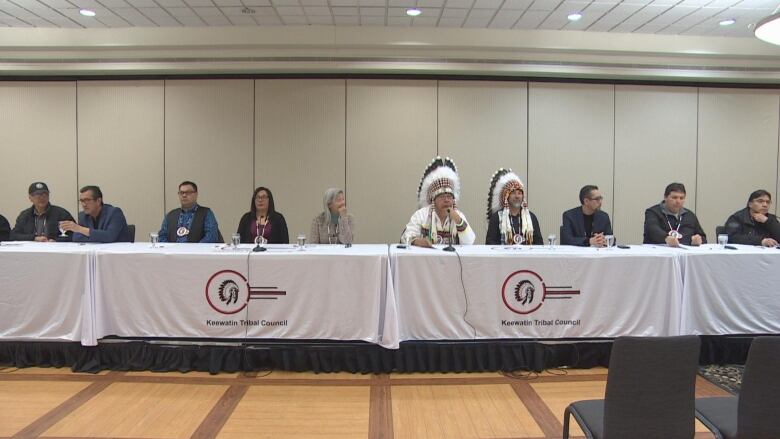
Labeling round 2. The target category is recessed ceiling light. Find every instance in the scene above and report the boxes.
[567,12,582,21]
[79,9,96,16]
[719,18,736,26]
[406,8,421,17]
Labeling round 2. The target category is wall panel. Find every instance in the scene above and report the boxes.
[438,81,528,243]
[346,80,437,243]
[697,89,779,240]
[528,83,614,241]
[614,85,698,244]
[0,82,77,225]
[165,79,254,241]
[255,79,346,242]
[77,81,164,240]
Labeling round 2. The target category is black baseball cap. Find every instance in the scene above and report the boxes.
[28,182,49,195]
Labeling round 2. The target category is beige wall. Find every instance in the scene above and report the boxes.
[614,85,698,244]
[438,81,528,244]
[697,89,780,240]
[77,81,165,241]
[1,79,779,245]
[346,80,437,244]
[528,83,615,241]
[255,79,346,242]
[164,79,254,241]
[0,82,77,222]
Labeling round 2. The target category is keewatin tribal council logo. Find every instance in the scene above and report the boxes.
[501,270,580,315]
[205,270,287,314]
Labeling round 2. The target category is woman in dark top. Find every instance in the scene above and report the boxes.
[237,187,289,244]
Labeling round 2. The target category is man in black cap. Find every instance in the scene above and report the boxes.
[10,182,75,242]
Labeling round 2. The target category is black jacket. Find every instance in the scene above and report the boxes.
[485,210,543,245]
[0,214,10,241]
[643,203,706,245]
[561,206,613,246]
[10,204,75,241]
[725,207,780,245]
[237,210,289,244]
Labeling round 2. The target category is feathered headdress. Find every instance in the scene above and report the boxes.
[417,156,460,209]
[486,168,534,244]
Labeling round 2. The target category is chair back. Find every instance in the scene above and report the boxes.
[127,224,136,243]
[738,336,780,438]
[715,225,726,238]
[604,336,700,439]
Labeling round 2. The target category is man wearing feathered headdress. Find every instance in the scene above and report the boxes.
[485,169,542,245]
[402,157,475,247]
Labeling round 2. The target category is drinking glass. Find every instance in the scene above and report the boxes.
[231,233,241,249]
[297,234,307,250]
[547,234,557,249]
[150,232,159,248]
[717,234,728,248]
[604,234,616,248]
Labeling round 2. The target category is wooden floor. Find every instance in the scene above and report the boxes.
[0,365,729,439]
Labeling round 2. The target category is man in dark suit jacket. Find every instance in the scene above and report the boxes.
[58,185,132,243]
[561,185,613,247]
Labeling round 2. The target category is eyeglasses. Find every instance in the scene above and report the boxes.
[79,197,95,204]
[255,195,269,200]
[589,196,603,201]
[178,190,196,196]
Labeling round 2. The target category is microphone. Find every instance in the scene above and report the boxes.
[443,208,456,252]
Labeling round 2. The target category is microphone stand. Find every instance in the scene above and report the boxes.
[443,208,456,252]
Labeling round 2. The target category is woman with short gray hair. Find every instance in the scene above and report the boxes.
[309,188,354,244]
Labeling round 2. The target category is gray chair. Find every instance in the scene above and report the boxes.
[695,336,780,439]
[127,224,136,243]
[563,335,701,439]
[715,225,726,238]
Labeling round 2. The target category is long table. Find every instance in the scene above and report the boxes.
[92,243,398,348]
[680,244,780,335]
[0,242,93,345]
[391,244,684,340]
[2,242,779,349]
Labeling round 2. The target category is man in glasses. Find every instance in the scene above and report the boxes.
[58,185,132,243]
[561,185,613,247]
[10,182,75,242]
[644,182,706,247]
[157,181,220,243]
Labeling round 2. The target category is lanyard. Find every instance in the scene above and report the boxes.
[666,213,684,236]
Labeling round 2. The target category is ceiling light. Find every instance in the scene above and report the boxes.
[755,12,780,45]
[567,12,582,21]
[406,8,421,17]
[79,9,96,16]
[719,18,735,26]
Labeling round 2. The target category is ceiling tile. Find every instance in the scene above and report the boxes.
[437,14,462,24]
[411,15,437,23]
[441,6,467,16]
[306,13,332,21]
[361,14,384,22]
[386,14,409,23]
[276,5,303,13]
[333,13,358,21]
[501,0,532,8]
[332,6,358,13]
[513,8,548,27]
[166,6,196,15]
[359,5,384,14]
[473,0,501,8]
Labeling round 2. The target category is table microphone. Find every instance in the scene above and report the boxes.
[443,208,456,252]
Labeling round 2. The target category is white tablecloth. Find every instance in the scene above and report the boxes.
[681,244,780,335]
[391,244,684,340]
[92,243,399,348]
[0,242,94,345]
